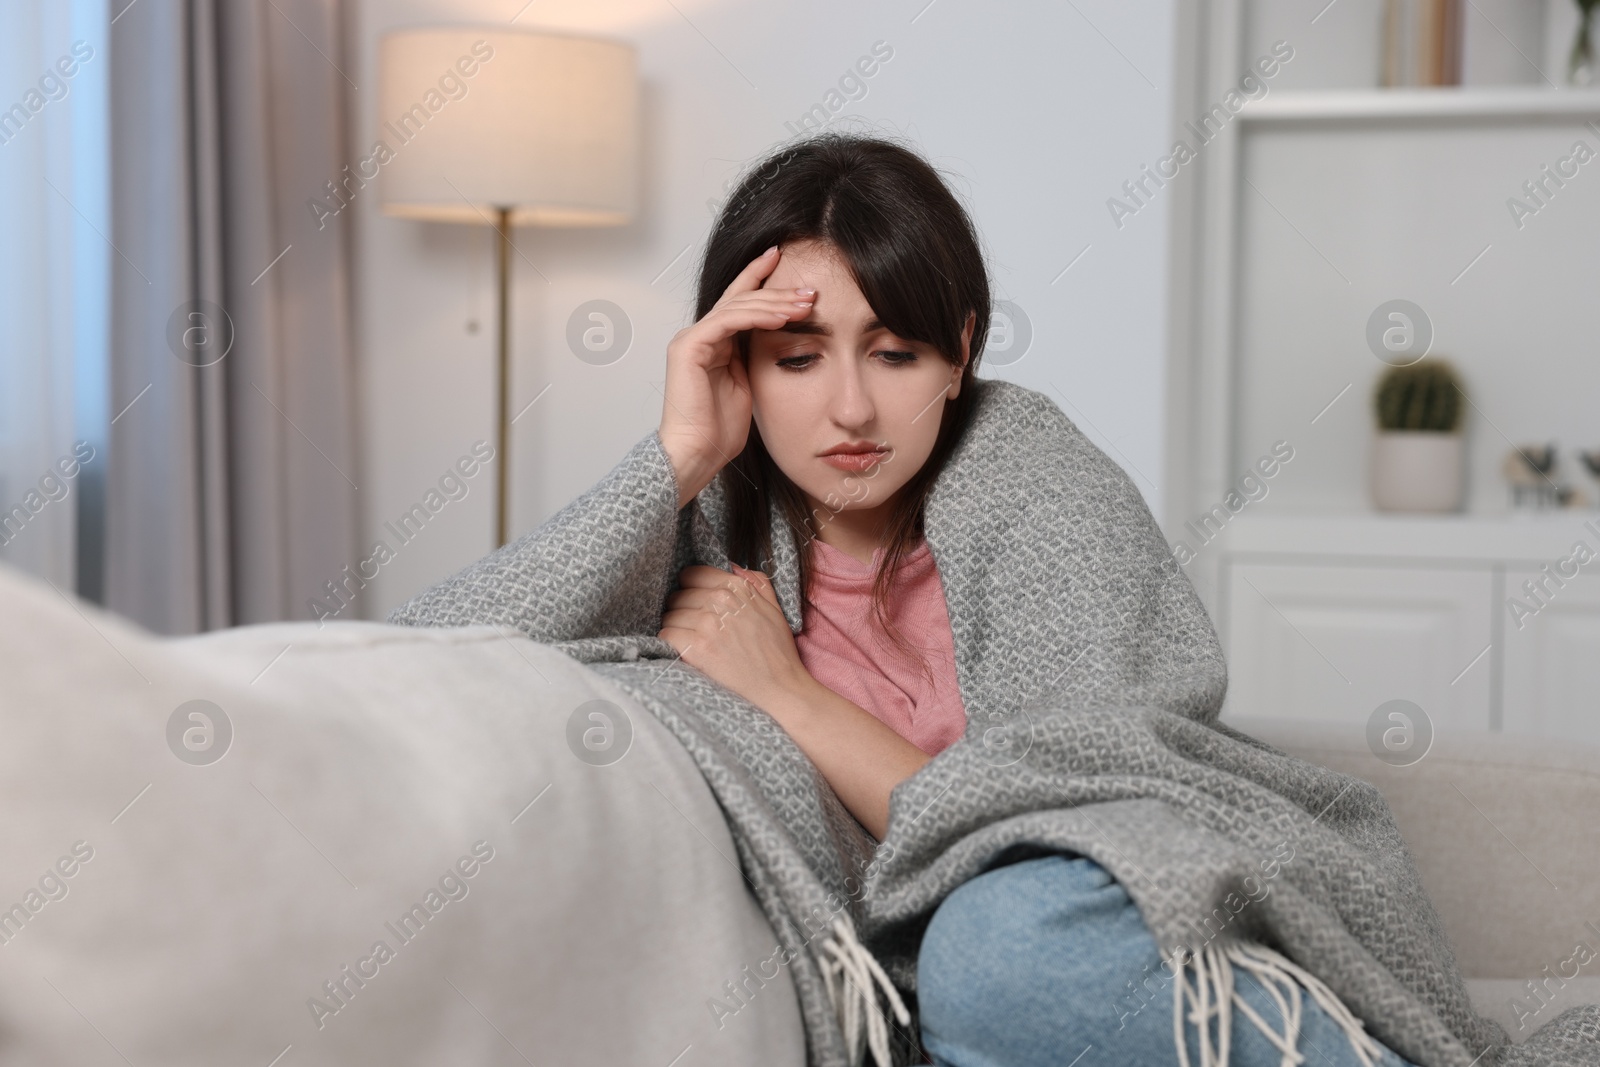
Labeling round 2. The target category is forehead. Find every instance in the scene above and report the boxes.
[764,240,856,289]
[760,240,877,330]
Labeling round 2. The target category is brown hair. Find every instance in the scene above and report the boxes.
[696,131,992,659]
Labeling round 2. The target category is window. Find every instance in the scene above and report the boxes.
[0,0,109,599]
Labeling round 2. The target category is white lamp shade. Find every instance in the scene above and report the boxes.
[376,28,638,226]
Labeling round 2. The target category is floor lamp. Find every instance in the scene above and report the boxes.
[377,28,638,547]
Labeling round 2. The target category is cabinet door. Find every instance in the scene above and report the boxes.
[1220,561,1493,730]
[1501,567,1600,743]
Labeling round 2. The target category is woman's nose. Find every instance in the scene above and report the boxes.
[828,357,876,428]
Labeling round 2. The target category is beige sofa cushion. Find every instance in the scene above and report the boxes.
[1467,978,1600,1042]
[1229,715,1600,1041]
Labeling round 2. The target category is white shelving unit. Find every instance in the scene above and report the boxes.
[1166,2,1600,742]
[1239,86,1600,120]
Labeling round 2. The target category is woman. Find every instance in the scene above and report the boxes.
[629,134,1416,1067]
[389,133,1470,1067]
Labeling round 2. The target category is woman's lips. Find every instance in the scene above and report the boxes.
[820,450,888,472]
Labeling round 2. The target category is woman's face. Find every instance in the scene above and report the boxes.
[746,239,971,519]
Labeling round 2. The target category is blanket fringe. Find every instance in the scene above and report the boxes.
[819,915,911,1067]
[1170,940,1388,1067]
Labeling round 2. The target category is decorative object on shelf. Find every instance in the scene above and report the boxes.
[1382,0,1463,87]
[1571,0,1599,86]
[1577,448,1600,508]
[1369,357,1466,512]
[1501,444,1577,509]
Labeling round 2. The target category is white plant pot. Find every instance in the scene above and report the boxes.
[1369,431,1465,513]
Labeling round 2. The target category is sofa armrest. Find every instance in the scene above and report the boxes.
[1224,715,1600,981]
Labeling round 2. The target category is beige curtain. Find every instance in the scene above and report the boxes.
[108,0,358,633]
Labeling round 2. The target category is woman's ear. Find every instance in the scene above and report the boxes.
[948,309,976,399]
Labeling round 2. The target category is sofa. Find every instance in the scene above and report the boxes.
[1228,714,1600,1040]
[2,559,1595,1064]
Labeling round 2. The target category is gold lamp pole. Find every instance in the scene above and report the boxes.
[494,206,512,547]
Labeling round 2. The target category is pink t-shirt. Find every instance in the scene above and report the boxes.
[794,536,967,757]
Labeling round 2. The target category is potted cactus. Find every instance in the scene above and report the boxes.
[1369,358,1466,513]
[1570,0,1599,85]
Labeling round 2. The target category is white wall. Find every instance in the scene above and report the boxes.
[350,0,1180,620]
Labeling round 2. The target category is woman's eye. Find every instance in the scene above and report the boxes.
[773,350,917,370]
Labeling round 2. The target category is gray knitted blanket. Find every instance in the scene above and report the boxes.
[387,379,1598,1067]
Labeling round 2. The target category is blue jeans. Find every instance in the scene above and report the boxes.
[916,854,1419,1067]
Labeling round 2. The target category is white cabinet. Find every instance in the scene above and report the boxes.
[1501,568,1600,744]
[1220,561,1493,729]
[1204,515,1600,744]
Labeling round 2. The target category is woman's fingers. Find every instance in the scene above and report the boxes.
[675,565,763,608]
[679,296,813,363]
[726,345,750,392]
[732,563,782,609]
[717,288,815,314]
[676,564,744,588]
[703,303,799,338]
[659,609,707,634]
[678,295,819,371]
[716,245,781,304]
[664,586,745,615]
[656,623,699,655]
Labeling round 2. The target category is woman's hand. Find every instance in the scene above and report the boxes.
[658,245,817,508]
[660,563,935,841]
[658,563,809,708]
